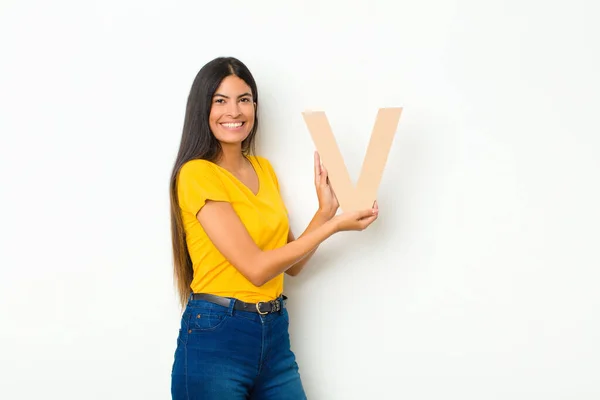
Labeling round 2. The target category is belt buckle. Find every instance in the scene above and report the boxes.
[256,302,268,315]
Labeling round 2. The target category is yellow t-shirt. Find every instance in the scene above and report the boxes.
[176,155,289,303]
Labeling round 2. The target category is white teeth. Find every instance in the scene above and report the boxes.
[221,122,243,128]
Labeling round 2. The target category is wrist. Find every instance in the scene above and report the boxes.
[316,207,336,221]
[323,218,340,235]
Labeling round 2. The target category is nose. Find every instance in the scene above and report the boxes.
[226,101,242,117]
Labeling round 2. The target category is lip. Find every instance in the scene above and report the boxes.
[219,121,246,131]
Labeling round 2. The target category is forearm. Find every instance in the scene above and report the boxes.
[253,216,337,286]
[286,210,332,276]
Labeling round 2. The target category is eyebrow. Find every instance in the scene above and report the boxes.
[213,92,253,99]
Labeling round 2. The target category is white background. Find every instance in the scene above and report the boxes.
[1,0,599,399]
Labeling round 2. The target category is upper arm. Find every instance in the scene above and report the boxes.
[196,201,263,284]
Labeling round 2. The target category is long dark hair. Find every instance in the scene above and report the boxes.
[169,57,259,308]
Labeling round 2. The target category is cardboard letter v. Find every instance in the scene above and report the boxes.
[302,108,402,212]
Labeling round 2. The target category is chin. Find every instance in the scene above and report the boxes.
[215,130,251,145]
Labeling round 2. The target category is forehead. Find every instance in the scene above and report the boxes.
[214,75,252,95]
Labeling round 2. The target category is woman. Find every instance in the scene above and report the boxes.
[169,57,379,399]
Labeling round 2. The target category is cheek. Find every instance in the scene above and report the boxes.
[244,104,256,122]
[209,109,221,126]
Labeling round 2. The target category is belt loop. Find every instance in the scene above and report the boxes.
[279,294,286,315]
[226,297,236,316]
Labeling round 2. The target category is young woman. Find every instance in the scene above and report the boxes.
[169,57,379,399]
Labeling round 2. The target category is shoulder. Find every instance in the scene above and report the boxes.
[177,159,229,213]
[179,158,218,176]
[177,159,227,194]
[250,155,270,166]
[250,155,275,174]
[178,159,224,184]
[250,155,284,191]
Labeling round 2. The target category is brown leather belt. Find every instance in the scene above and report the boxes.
[191,293,287,315]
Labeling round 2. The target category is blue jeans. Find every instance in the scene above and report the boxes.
[171,295,307,399]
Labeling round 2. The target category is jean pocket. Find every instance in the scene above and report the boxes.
[187,309,230,332]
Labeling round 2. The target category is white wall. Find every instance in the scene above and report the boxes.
[2,0,599,398]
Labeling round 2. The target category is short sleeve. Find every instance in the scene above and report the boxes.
[177,160,230,215]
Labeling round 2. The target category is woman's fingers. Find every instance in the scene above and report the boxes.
[360,215,378,229]
[314,151,331,189]
[356,208,377,220]
[320,163,329,187]
[314,151,321,185]
[358,208,378,229]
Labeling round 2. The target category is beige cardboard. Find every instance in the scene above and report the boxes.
[302,108,403,212]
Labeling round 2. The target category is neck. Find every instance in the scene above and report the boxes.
[216,144,247,171]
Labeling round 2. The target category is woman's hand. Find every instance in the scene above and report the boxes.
[332,201,379,232]
[314,151,339,218]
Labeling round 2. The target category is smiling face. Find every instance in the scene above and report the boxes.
[209,75,256,147]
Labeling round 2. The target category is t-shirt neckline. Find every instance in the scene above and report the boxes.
[213,155,261,197]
